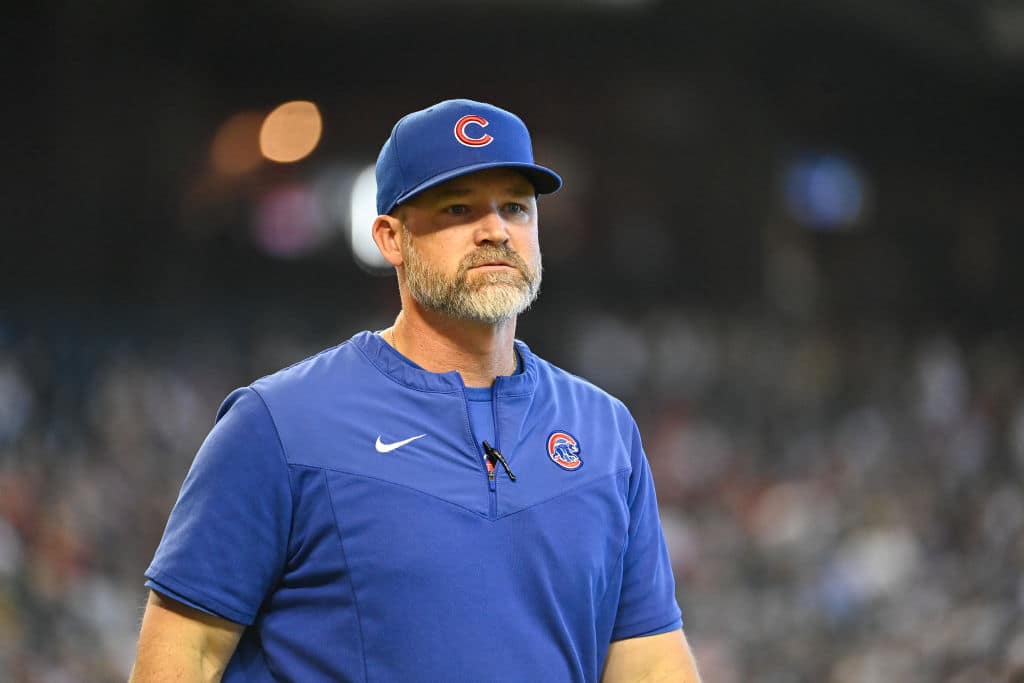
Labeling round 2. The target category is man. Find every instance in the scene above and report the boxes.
[131,99,701,682]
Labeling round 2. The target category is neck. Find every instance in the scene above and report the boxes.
[386,301,518,388]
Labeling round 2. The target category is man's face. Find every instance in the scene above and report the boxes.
[395,168,542,325]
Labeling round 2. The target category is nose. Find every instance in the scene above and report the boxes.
[473,208,510,246]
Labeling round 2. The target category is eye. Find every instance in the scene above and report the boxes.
[503,202,528,216]
[444,204,470,216]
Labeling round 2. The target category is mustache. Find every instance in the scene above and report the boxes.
[458,245,531,276]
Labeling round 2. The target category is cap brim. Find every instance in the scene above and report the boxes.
[386,162,562,215]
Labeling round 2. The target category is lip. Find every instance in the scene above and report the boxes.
[470,263,516,271]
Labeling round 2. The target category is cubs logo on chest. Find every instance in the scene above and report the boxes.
[547,431,582,471]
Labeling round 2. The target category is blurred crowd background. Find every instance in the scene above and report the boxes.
[5,1,1024,681]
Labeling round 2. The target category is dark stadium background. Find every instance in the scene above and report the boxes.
[3,2,1024,681]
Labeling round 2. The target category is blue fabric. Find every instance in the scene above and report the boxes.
[145,331,682,682]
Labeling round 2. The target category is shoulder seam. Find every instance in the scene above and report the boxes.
[532,354,631,408]
[351,337,462,395]
[246,387,297,572]
[253,339,352,385]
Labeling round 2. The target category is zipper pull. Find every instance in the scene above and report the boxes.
[483,441,516,482]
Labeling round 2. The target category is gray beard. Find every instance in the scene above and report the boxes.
[400,234,542,325]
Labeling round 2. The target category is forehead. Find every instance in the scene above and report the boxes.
[410,168,537,203]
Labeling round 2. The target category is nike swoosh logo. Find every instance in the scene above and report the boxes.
[375,434,427,453]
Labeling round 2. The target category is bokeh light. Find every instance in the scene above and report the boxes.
[252,183,324,258]
[349,164,390,271]
[210,111,265,175]
[783,153,870,231]
[259,101,323,163]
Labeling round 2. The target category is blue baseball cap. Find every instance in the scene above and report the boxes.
[375,99,563,215]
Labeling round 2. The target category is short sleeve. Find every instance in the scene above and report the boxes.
[145,387,292,626]
[611,420,683,641]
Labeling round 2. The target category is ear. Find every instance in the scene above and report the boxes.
[371,214,404,267]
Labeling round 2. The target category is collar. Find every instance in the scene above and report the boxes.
[352,330,539,396]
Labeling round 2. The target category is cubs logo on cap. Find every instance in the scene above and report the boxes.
[454,115,493,147]
[375,98,562,215]
[547,431,582,471]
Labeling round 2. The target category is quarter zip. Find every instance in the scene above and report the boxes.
[483,440,517,519]
[486,452,497,518]
[483,441,516,481]
[488,380,507,520]
[461,378,518,520]
[490,380,502,520]
[460,385,501,520]
[490,381,502,455]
